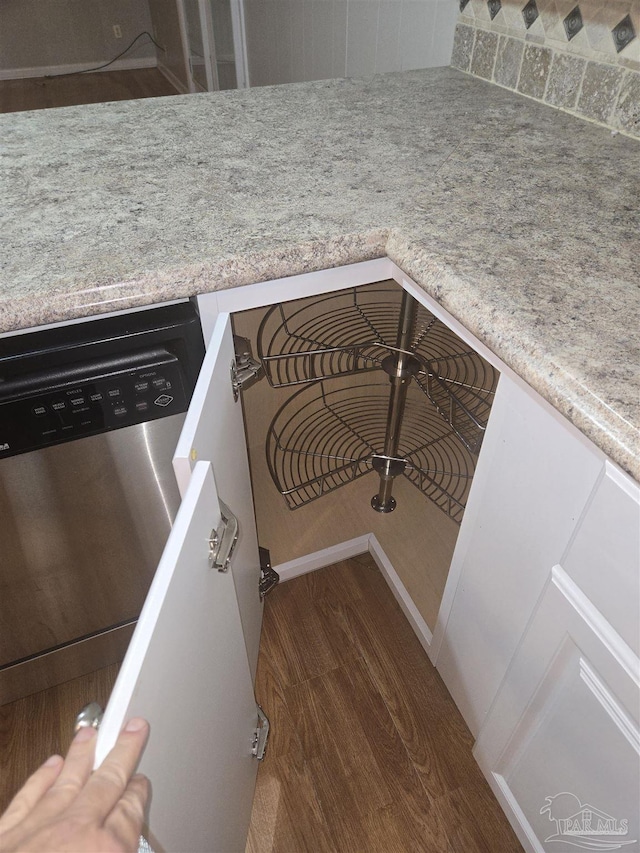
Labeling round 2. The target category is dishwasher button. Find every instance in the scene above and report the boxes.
[32,405,47,416]
[113,406,128,417]
[89,392,103,402]
[107,388,121,398]
[135,401,149,413]
[134,381,149,393]
[51,400,66,411]
[152,377,166,389]
[154,394,174,407]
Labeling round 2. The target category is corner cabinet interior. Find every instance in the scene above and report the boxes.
[96,258,638,852]
[232,280,497,633]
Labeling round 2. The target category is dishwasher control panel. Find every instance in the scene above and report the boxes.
[0,358,188,458]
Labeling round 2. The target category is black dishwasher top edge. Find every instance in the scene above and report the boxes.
[0,301,205,460]
[0,301,205,390]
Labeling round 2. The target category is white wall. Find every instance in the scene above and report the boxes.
[244,0,459,87]
[0,0,156,79]
[148,0,191,92]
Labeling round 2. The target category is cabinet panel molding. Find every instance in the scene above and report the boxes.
[560,462,640,656]
[431,374,604,736]
[474,564,640,853]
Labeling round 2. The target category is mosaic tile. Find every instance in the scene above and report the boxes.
[522,0,540,29]
[518,43,553,96]
[577,61,624,121]
[471,28,500,77]
[545,52,586,105]
[453,0,639,133]
[451,23,476,71]
[488,0,502,20]
[612,68,640,131]
[563,5,584,40]
[495,34,525,85]
[612,14,636,52]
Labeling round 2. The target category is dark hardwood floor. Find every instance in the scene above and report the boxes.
[0,67,179,114]
[0,664,119,814]
[249,554,522,852]
[0,557,522,851]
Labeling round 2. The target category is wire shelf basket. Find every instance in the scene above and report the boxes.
[257,284,498,454]
[266,380,476,523]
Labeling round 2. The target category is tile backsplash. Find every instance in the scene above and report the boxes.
[451,0,640,138]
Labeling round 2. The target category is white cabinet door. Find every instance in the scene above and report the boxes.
[432,375,604,735]
[474,566,640,852]
[173,312,263,677]
[96,460,261,853]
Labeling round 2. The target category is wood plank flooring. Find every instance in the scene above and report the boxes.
[247,555,522,852]
[0,664,119,814]
[0,557,521,851]
[0,68,179,114]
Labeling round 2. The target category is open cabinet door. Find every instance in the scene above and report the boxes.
[173,312,263,677]
[96,460,261,853]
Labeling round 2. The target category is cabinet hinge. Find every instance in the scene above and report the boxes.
[259,546,279,599]
[231,335,263,401]
[251,705,270,760]
[209,500,239,572]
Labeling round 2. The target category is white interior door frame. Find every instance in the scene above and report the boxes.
[177,0,220,92]
[176,0,198,93]
[200,0,221,92]
[230,0,249,87]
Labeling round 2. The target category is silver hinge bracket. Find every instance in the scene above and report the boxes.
[259,546,279,599]
[209,500,239,572]
[231,335,263,401]
[251,705,270,760]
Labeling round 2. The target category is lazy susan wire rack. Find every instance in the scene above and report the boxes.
[257,284,499,523]
[257,284,498,455]
[266,380,476,523]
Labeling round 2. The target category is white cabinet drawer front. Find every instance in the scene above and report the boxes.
[562,463,640,656]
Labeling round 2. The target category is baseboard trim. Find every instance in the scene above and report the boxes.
[476,770,540,853]
[0,56,157,81]
[273,533,434,653]
[157,62,190,95]
[273,536,371,582]
[367,535,433,653]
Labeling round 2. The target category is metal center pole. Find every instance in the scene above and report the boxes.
[371,291,419,513]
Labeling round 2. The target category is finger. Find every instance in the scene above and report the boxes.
[72,718,149,822]
[0,754,63,835]
[103,774,150,852]
[36,725,98,816]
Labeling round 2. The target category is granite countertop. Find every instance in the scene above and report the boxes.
[1,68,639,480]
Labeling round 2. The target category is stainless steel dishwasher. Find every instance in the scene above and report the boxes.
[0,302,205,704]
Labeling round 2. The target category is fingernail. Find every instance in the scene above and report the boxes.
[124,717,148,733]
[44,754,63,767]
[74,725,97,743]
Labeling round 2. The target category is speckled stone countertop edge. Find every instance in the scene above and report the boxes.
[3,225,636,482]
[0,230,389,333]
[384,230,639,483]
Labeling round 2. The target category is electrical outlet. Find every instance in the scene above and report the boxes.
[113,24,122,39]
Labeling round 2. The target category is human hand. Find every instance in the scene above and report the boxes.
[0,718,150,853]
